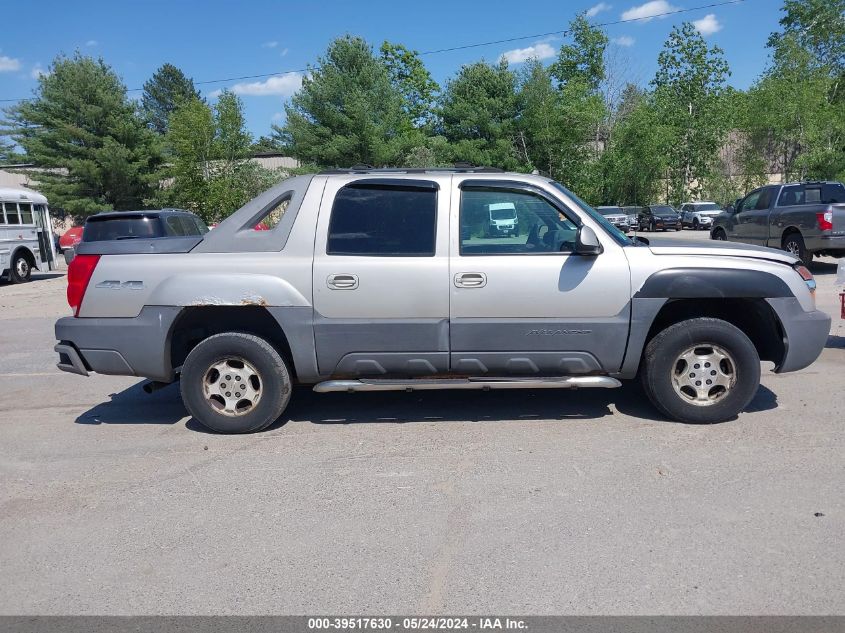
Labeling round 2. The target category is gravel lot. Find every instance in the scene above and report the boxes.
[1,230,843,615]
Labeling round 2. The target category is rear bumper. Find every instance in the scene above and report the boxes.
[806,234,845,253]
[54,307,182,382]
[767,298,831,373]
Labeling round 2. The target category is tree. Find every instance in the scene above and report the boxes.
[601,96,670,205]
[3,54,162,215]
[0,136,21,163]
[734,0,845,183]
[652,22,731,202]
[439,60,524,169]
[552,13,608,91]
[380,42,439,128]
[165,92,278,222]
[279,36,416,167]
[768,0,845,76]
[141,63,201,135]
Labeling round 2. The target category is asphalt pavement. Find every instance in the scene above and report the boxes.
[1,229,843,615]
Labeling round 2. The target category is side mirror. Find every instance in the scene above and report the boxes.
[573,225,603,256]
[726,205,736,214]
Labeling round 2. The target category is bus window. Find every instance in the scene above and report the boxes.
[0,204,6,224]
[19,202,33,224]
[4,202,20,225]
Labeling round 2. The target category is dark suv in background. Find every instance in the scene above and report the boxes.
[638,205,681,231]
[65,209,208,263]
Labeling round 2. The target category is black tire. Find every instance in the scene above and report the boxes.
[180,332,292,434]
[640,318,760,424]
[693,218,700,230]
[650,220,656,232]
[712,228,727,241]
[782,231,812,267]
[10,251,32,283]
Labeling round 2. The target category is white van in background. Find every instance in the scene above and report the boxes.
[0,187,57,283]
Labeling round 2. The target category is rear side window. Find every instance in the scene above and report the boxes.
[823,183,845,203]
[83,216,162,241]
[166,216,188,236]
[327,183,437,256]
[777,184,845,206]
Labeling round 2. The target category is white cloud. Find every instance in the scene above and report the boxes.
[621,0,678,22]
[262,41,279,49]
[500,42,556,65]
[30,64,49,79]
[693,13,722,36]
[612,35,636,46]
[280,48,289,57]
[85,39,98,47]
[586,2,612,18]
[271,112,284,122]
[0,55,22,72]
[211,72,303,98]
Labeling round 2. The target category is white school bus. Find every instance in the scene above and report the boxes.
[0,186,56,283]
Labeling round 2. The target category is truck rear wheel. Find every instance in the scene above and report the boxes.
[782,232,812,267]
[640,318,760,424]
[180,332,292,434]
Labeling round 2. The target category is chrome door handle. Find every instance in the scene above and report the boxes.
[454,272,487,288]
[327,273,359,290]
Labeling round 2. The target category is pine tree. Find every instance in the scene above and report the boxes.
[141,63,201,135]
[3,54,162,215]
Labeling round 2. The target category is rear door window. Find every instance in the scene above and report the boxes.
[327,183,437,256]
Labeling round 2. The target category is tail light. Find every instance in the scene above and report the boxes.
[817,210,833,231]
[67,254,100,316]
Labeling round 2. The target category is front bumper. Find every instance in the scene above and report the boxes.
[767,298,831,373]
[54,307,181,382]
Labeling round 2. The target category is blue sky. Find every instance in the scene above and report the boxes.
[1,0,782,139]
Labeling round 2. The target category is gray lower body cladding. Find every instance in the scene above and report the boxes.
[55,307,181,382]
[766,298,831,373]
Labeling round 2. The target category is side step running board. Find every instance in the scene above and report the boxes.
[313,376,621,393]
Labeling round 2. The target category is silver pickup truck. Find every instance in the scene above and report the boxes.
[711,180,845,266]
[55,167,831,433]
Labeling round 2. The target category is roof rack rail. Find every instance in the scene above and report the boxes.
[318,164,505,175]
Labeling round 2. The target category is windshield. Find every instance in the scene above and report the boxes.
[597,207,623,216]
[549,182,632,246]
[652,206,676,215]
[490,209,516,220]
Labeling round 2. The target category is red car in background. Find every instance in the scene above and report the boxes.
[59,226,83,251]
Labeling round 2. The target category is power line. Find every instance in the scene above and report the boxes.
[0,0,744,104]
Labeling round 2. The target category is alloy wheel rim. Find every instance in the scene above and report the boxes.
[202,357,262,417]
[785,240,800,255]
[671,343,737,407]
[15,258,29,277]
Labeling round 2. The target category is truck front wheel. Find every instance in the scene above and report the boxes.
[640,318,760,424]
[180,332,292,433]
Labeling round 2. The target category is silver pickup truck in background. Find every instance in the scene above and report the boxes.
[54,167,830,433]
[711,181,845,266]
